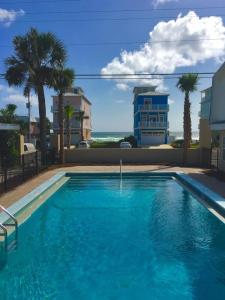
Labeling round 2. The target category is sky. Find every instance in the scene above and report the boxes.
[0,0,225,132]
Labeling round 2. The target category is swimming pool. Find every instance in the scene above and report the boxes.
[1,173,225,299]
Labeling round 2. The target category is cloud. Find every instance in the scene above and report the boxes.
[153,0,178,8]
[115,99,125,104]
[116,83,131,91]
[4,94,38,107]
[168,98,175,105]
[101,11,225,90]
[0,8,25,26]
[0,85,38,107]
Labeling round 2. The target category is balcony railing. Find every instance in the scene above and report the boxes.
[139,121,169,128]
[138,104,169,112]
[52,105,82,112]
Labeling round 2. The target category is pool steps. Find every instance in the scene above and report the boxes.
[0,205,18,256]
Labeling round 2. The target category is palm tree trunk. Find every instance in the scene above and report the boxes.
[58,93,64,164]
[183,91,192,164]
[66,117,71,149]
[37,85,47,164]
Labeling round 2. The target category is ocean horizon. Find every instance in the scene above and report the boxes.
[92,131,199,142]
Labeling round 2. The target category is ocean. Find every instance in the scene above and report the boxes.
[92,131,199,142]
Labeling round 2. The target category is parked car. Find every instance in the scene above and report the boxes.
[120,141,132,149]
[24,143,36,153]
[78,141,90,149]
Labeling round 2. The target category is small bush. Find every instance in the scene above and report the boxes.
[122,135,137,148]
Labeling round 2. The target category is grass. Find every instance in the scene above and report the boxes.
[90,141,120,148]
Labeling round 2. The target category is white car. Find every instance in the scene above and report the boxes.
[24,143,36,153]
[78,141,90,149]
[120,141,132,149]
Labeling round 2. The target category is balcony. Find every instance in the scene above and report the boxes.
[52,104,82,112]
[138,104,169,112]
[139,121,169,129]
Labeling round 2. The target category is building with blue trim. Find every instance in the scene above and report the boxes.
[133,86,169,146]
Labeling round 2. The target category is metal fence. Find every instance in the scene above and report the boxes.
[0,150,57,194]
[210,147,219,169]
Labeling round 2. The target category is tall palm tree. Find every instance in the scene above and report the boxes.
[4,27,66,162]
[78,111,89,141]
[51,68,75,164]
[64,104,74,149]
[176,73,198,164]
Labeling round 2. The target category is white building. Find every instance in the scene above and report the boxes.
[210,62,225,171]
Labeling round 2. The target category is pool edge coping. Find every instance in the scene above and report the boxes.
[0,171,66,224]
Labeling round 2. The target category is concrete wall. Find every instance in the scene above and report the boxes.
[65,148,210,167]
[199,119,211,149]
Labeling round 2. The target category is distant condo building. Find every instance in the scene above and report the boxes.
[133,86,169,146]
[52,87,92,145]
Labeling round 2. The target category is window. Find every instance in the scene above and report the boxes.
[144,98,152,105]
[223,136,225,161]
[159,115,164,123]
[142,131,164,136]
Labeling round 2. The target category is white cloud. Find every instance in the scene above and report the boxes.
[115,99,125,103]
[168,98,175,105]
[0,8,25,26]
[5,94,38,107]
[153,0,178,8]
[101,11,225,90]
[0,85,38,107]
[116,83,130,91]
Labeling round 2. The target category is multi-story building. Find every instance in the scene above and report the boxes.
[16,115,40,142]
[133,86,169,146]
[210,62,225,172]
[52,87,92,145]
[199,87,212,148]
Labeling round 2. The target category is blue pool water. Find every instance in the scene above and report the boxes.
[1,174,225,300]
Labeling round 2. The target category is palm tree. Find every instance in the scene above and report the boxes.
[176,73,198,164]
[0,104,17,123]
[4,27,66,162]
[64,104,74,149]
[51,68,75,164]
[78,111,89,141]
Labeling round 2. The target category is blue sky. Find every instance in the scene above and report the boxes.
[0,0,225,132]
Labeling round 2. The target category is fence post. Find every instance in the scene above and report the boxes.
[4,167,7,192]
[35,151,39,174]
[22,154,25,181]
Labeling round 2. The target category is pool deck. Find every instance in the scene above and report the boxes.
[0,165,225,209]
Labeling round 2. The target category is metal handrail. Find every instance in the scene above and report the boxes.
[0,205,18,242]
[120,159,122,180]
[0,223,8,253]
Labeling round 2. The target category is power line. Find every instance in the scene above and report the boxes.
[7,14,225,23]
[23,6,225,15]
[1,37,225,48]
[0,0,80,4]
[0,72,215,77]
[73,72,215,76]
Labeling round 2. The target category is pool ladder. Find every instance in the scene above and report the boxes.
[0,205,18,255]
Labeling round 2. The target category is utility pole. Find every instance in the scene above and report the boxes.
[26,92,31,142]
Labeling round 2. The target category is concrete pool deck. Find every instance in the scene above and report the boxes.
[0,165,225,209]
